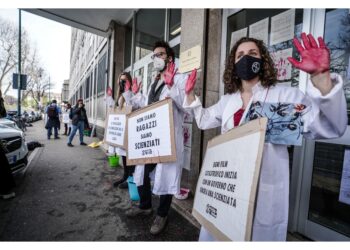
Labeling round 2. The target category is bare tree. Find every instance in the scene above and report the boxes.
[0,16,30,95]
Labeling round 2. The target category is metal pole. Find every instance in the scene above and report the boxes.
[17,9,21,117]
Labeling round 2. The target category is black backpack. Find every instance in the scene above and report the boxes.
[47,106,57,118]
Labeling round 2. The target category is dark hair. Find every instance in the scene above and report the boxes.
[52,99,57,104]
[119,72,132,84]
[67,103,71,109]
[75,99,83,108]
[223,37,277,94]
[153,41,175,60]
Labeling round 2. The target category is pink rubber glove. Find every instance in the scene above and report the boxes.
[288,33,330,76]
[131,78,142,94]
[164,62,178,87]
[185,68,197,95]
[125,80,131,91]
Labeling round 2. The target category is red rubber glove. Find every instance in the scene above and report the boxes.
[164,62,178,87]
[125,79,131,91]
[131,78,142,94]
[185,68,197,95]
[288,33,330,76]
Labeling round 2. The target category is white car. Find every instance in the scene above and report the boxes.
[0,124,28,173]
[0,118,21,130]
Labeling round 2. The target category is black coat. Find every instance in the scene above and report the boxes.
[70,105,89,127]
[0,141,16,194]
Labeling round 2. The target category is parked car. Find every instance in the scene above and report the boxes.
[0,124,28,173]
[0,118,21,130]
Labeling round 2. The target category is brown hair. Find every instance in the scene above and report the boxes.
[223,37,277,94]
[118,72,132,86]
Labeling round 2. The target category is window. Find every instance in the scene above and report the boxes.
[134,9,166,62]
[79,85,83,99]
[94,66,97,97]
[85,75,90,99]
[323,9,350,124]
[124,19,133,68]
[169,9,181,40]
[226,9,304,87]
[97,52,107,94]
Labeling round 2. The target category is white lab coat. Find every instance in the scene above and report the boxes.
[114,95,133,157]
[123,73,189,195]
[183,73,347,241]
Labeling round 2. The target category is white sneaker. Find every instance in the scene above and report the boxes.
[2,192,15,200]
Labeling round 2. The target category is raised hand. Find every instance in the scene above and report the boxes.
[164,61,178,87]
[185,68,197,95]
[131,78,142,94]
[125,79,131,92]
[288,33,330,76]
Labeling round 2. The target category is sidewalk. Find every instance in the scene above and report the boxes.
[0,120,199,241]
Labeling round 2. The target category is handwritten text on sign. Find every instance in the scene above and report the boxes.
[105,114,127,147]
[128,103,172,160]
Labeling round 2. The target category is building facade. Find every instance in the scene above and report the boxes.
[61,79,70,103]
[68,9,350,241]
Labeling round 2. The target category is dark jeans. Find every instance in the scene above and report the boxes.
[137,164,173,217]
[47,126,59,139]
[64,124,71,135]
[122,156,135,180]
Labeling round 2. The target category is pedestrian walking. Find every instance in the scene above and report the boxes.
[67,99,89,147]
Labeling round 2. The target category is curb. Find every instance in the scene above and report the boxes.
[171,198,201,230]
[23,146,44,176]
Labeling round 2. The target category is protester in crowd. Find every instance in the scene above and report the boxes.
[183,33,347,241]
[63,103,72,136]
[67,99,89,147]
[123,41,197,235]
[45,99,62,140]
[112,72,136,189]
[0,140,16,200]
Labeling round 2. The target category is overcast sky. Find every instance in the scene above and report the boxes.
[0,9,71,96]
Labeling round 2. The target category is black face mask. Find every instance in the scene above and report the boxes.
[119,79,126,92]
[235,55,262,80]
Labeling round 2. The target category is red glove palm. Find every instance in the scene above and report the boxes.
[125,80,131,91]
[288,33,330,76]
[132,78,142,94]
[185,69,197,95]
[164,62,178,87]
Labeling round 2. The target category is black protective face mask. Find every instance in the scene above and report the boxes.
[235,55,262,80]
[119,79,126,92]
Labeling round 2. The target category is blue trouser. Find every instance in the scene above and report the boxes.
[68,121,84,144]
[47,126,58,139]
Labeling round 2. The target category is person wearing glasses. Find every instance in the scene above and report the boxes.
[123,41,197,235]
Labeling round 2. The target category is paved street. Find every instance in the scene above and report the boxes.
[0,121,199,241]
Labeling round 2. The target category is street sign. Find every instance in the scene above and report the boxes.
[12,73,27,90]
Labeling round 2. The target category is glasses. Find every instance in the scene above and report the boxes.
[151,52,167,59]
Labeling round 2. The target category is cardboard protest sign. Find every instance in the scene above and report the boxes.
[127,98,176,165]
[104,106,132,148]
[192,118,267,241]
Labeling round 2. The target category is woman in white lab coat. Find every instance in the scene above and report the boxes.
[112,72,136,188]
[183,33,347,241]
